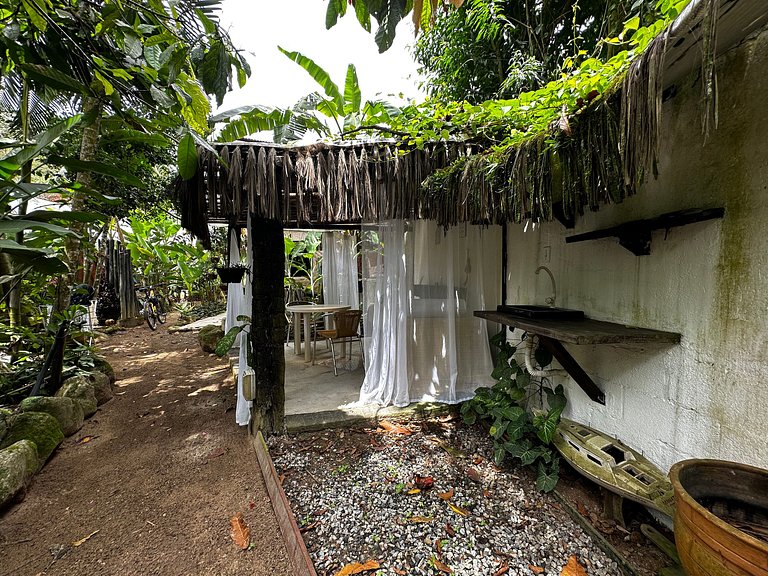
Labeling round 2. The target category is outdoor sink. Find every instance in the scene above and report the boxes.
[496,304,585,321]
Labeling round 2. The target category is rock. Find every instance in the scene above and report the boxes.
[56,377,97,417]
[0,412,64,468]
[0,440,38,508]
[20,396,84,436]
[198,325,224,354]
[92,355,116,385]
[0,411,7,444]
[83,372,113,405]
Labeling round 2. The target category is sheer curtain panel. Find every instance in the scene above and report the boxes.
[359,221,499,407]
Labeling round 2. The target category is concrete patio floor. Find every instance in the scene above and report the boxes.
[282,342,452,432]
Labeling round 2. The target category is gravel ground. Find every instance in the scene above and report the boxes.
[270,418,622,576]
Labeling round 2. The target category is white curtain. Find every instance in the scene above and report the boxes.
[321,231,360,309]
[359,220,499,407]
[225,227,245,347]
[226,221,252,427]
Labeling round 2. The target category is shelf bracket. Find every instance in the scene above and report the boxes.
[537,336,606,404]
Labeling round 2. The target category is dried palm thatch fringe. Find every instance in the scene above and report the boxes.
[174,7,722,239]
[619,28,668,190]
[700,0,719,139]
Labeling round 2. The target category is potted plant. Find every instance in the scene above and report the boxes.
[216,262,249,284]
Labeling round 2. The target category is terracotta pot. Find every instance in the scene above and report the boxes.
[670,459,768,576]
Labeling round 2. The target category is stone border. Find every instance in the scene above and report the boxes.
[252,432,317,576]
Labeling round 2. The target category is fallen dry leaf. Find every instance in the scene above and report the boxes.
[414,475,434,490]
[483,489,492,498]
[299,521,319,533]
[407,488,421,495]
[465,467,482,483]
[473,456,484,465]
[432,557,453,573]
[435,538,443,555]
[378,420,411,435]
[448,503,470,517]
[445,523,456,537]
[334,560,380,576]
[248,500,256,510]
[437,487,454,501]
[493,563,510,576]
[206,447,226,460]
[576,501,588,516]
[393,569,407,575]
[76,435,98,444]
[560,555,588,576]
[278,474,286,485]
[229,513,250,550]
[529,565,545,575]
[71,530,99,547]
[410,516,433,524]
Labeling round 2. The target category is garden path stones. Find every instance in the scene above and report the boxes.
[84,371,113,405]
[92,355,116,385]
[0,412,63,469]
[0,440,37,508]
[198,325,224,354]
[56,375,98,416]
[20,396,85,437]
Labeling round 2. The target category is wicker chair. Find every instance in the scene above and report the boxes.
[313,309,364,376]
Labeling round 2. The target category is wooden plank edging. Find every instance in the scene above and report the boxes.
[252,431,318,576]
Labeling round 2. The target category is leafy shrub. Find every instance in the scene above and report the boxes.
[461,330,567,492]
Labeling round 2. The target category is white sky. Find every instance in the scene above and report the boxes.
[215,0,425,116]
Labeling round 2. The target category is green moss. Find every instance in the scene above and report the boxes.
[0,412,64,468]
[0,439,38,507]
[92,355,116,384]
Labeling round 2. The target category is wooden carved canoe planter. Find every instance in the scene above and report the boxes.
[216,265,248,284]
[553,418,675,521]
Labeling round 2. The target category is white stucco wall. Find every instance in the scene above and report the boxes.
[506,27,768,472]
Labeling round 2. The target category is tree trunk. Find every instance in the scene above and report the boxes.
[248,215,286,434]
[61,96,102,309]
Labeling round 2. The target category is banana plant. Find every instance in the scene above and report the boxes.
[214,49,401,144]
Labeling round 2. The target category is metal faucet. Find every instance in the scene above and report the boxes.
[535,265,557,307]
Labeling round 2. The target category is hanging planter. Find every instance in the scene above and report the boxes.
[216,264,248,284]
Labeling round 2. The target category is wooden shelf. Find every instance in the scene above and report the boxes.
[474,311,681,405]
[474,311,681,345]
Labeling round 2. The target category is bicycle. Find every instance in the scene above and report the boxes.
[136,285,167,330]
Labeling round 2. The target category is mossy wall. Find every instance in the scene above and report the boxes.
[506,27,768,471]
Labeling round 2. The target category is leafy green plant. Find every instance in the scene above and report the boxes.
[461,331,567,492]
[284,233,323,302]
[215,315,250,357]
[214,49,399,143]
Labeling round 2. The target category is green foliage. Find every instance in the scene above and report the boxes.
[214,49,400,143]
[413,0,666,103]
[284,233,322,301]
[0,306,98,403]
[0,0,249,184]
[326,0,410,53]
[460,331,567,491]
[123,213,216,299]
[214,315,250,357]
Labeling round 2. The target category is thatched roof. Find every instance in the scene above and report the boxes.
[175,0,767,245]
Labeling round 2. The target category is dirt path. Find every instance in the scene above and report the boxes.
[0,318,292,576]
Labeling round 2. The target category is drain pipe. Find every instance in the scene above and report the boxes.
[524,335,567,379]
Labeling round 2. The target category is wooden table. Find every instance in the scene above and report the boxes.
[475,310,681,405]
[286,304,350,362]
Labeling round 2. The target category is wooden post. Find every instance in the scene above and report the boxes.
[249,215,286,434]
